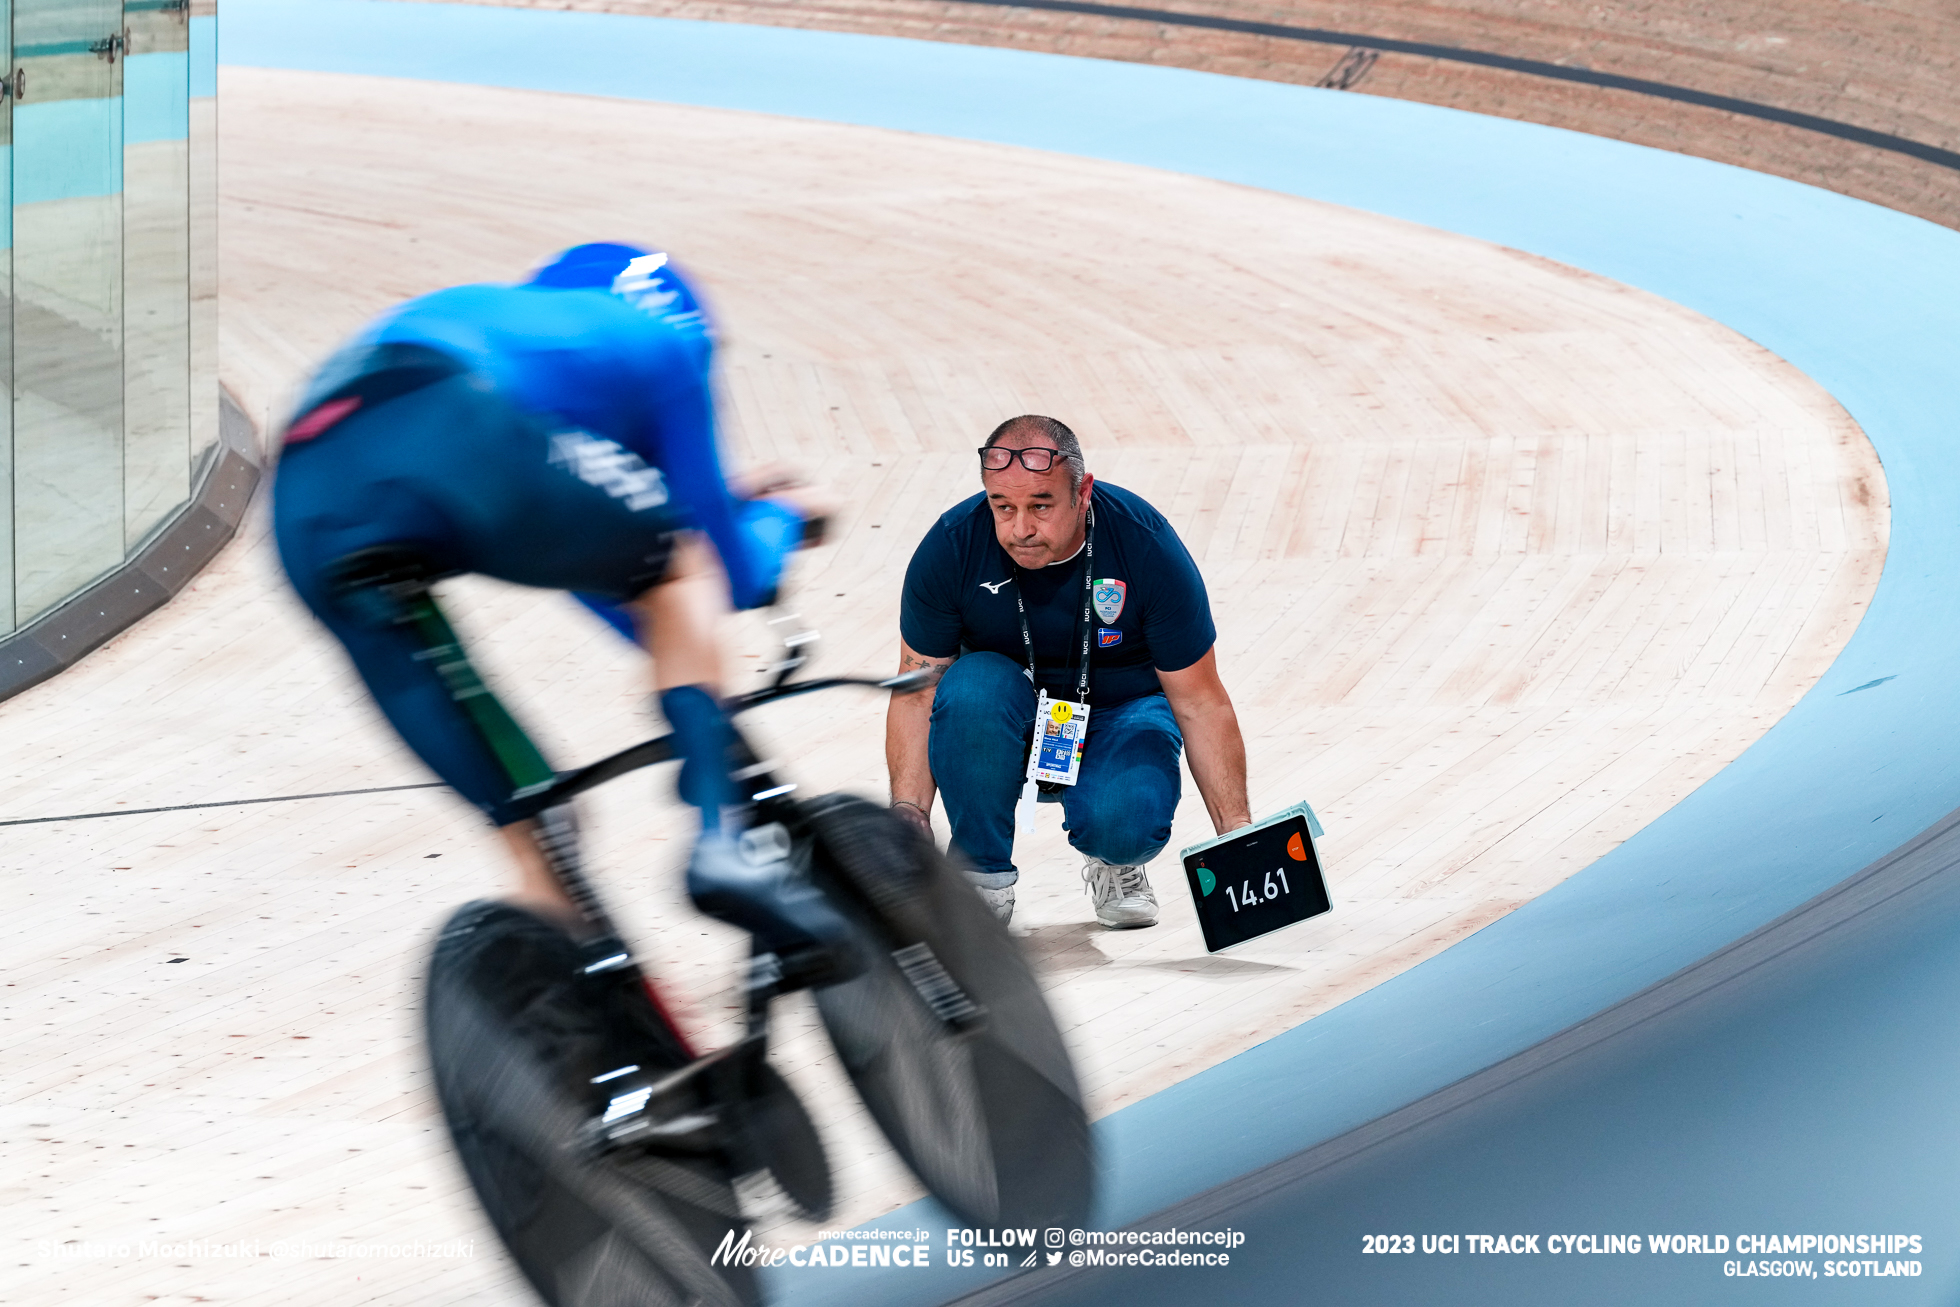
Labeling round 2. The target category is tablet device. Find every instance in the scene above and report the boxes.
[1179,802,1331,952]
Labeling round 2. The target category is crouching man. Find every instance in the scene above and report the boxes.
[885,414,1252,928]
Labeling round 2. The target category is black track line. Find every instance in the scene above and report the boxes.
[944,0,1960,172]
[0,782,445,827]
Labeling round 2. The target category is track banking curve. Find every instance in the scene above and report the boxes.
[944,0,1960,174]
[222,2,1960,1301]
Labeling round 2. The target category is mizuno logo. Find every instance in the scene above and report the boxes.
[978,579,1011,594]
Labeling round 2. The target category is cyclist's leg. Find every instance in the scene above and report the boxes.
[454,459,853,966]
[634,537,724,690]
[276,530,587,924]
[432,410,738,836]
[279,361,849,966]
[624,481,834,828]
[414,389,851,963]
[623,536,735,826]
[275,362,674,923]
[279,362,775,1298]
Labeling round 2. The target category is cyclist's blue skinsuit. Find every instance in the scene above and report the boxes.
[282,278,795,619]
[273,252,834,958]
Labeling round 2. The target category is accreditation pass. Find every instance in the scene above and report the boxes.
[1030,690,1089,786]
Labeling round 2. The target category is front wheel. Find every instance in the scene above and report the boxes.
[799,796,1095,1231]
[425,901,759,1307]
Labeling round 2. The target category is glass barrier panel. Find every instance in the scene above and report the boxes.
[188,0,210,465]
[123,0,190,547]
[2,0,14,635]
[11,0,126,625]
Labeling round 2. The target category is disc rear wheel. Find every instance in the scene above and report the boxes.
[801,796,1094,1231]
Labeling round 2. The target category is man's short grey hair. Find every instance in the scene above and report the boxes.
[983,414,1087,500]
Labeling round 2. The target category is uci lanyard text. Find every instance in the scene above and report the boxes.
[1016,507,1096,807]
[1011,504,1096,706]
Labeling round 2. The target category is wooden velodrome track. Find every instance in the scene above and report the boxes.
[5,67,1885,1303]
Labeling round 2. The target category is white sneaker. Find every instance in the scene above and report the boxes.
[975,883,1015,926]
[1081,858,1157,929]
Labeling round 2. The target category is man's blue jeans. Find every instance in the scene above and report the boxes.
[927,652,1183,887]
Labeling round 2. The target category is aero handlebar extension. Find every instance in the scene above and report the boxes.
[518,670,933,817]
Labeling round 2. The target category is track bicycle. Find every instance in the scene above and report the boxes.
[397,583,1094,1307]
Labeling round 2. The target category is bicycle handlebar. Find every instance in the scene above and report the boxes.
[516,670,931,816]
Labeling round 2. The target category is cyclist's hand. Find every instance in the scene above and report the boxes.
[731,462,807,498]
[733,465,835,549]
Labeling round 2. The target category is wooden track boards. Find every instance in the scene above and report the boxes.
[2,69,1883,1303]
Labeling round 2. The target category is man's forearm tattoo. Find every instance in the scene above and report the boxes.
[901,651,953,680]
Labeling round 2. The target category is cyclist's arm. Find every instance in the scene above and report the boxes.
[886,637,953,834]
[641,362,785,610]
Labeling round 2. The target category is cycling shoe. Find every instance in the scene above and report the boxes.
[687,826,864,987]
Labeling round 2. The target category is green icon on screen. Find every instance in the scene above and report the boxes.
[1197,865,1216,896]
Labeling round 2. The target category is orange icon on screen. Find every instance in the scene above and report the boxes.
[1287,832,1307,861]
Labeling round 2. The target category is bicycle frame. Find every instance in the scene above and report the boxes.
[328,547,932,1169]
[533,657,934,1161]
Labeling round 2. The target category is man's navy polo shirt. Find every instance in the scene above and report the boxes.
[899,482,1216,709]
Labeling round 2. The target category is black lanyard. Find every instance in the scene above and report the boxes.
[1010,504,1096,705]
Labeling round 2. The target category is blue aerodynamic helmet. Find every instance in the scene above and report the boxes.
[527,241,715,369]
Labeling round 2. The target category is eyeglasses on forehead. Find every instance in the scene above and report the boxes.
[979,445,1064,472]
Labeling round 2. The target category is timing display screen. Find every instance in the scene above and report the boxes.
[1181,814,1331,952]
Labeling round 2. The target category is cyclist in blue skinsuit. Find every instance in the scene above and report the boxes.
[273,242,849,960]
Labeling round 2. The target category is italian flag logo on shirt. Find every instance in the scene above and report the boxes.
[1092,579,1126,624]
